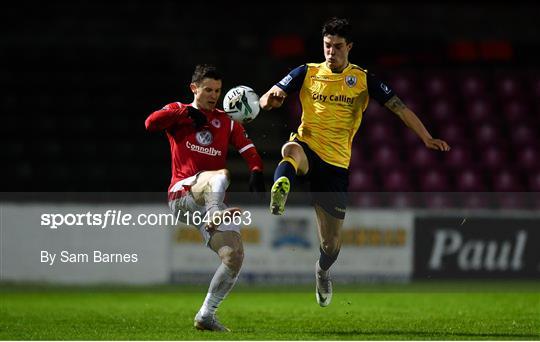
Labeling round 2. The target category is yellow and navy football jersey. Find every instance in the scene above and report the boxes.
[276,62,395,169]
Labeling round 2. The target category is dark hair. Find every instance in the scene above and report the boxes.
[322,17,352,43]
[191,64,222,84]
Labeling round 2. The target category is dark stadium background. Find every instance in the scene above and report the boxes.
[3,2,540,199]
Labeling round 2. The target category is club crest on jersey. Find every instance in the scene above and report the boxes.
[345,75,357,87]
[196,130,213,146]
[211,118,221,128]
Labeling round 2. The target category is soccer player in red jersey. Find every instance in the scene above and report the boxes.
[145,64,265,332]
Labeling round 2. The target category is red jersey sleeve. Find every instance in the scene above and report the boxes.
[230,120,263,172]
[145,102,190,132]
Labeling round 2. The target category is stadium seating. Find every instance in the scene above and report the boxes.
[409,145,438,169]
[438,122,467,146]
[502,100,530,124]
[5,5,539,210]
[460,193,491,209]
[516,146,539,171]
[459,73,487,98]
[443,144,472,169]
[423,71,452,98]
[428,98,456,123]
[402,128,423,147]
[349,147,368,170]
[465,97,494,123]
[349,167,377,192]
[422,192,454,209]
[418,168,450,192]
[529,171,540,209]
[382,168,413,192]
[347,69,539,208]
[531,75,540,98]
[495,74,523,99]
[528,170,540,191]
[367,122,397,145]
[475,122,501,147]
[372,144,402,168]
[481,146,508,171]
[387,192,418,208]
[387,73,416,98]
[491,168,524,192]
[455,168,486,192]
[352,193,382,208]
[511,122,537,146]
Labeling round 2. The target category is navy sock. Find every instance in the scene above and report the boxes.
[274,161,296,185]
[318,247,339,271]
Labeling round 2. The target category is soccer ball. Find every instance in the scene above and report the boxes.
[223,85,260,124]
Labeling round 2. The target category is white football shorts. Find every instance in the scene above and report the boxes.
[168,174,240,246]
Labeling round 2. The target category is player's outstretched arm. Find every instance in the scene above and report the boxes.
[145,103,190,132]
[259,86,287,111]
[145,104,206,131]
[384,95,451,151]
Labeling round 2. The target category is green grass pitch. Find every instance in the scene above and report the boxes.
[1,281,538,340]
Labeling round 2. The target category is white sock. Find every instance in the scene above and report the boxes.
[204,174,230,214]
[199,263,238,318]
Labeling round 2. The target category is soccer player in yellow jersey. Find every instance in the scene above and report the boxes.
[260,17,450,307]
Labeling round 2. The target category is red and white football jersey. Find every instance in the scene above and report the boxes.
[145,102,263,191]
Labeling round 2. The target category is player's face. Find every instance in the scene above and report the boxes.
[191,78,222,111]
[323,35,352,73]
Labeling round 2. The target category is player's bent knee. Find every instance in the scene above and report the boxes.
[282,143,308,174]
[282,144,301,158]
[216,169,231,181]
[208,171,230,190]
[220,247,244,272]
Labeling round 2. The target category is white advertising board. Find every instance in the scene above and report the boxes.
[169,207,414,283]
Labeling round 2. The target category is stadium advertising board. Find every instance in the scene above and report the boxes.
[170,208,414,283]
[414,216,540,279]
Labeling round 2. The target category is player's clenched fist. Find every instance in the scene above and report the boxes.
[186,106,208,129]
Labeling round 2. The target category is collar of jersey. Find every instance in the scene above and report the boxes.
[321,62,352,74]
[190,104,215,116]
